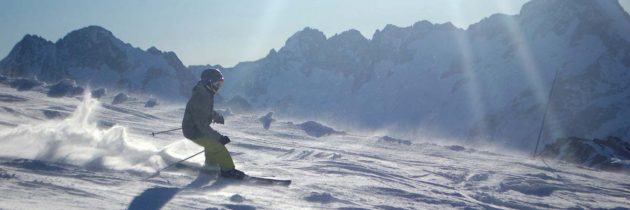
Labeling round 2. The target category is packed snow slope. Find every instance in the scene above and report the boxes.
[0,81,628,209]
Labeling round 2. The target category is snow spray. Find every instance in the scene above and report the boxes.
[0,92,165,172]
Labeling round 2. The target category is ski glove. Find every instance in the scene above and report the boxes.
[214,114,225,124]
[219,135,231,145]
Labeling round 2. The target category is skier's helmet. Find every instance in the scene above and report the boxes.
[201,68,224,83]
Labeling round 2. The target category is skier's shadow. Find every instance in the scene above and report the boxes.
[128,172,230,210]
[127,186,180,210]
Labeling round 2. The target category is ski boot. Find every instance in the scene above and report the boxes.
[220,168,246,180]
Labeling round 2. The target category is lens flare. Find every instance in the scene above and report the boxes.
[447,1,488,142]
[496,1,563,144]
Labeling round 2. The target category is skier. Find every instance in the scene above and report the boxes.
[182,68,245,179]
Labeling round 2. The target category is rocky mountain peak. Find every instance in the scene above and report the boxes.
[328,29,368,49]
[520,0,605,18]
[59,25,117,44]
[145,46,184,69]
[0,34,56,79]
[331,29,365,41]
[288,27,326,41]
[64,26,117,42]
[373,21,458,44]
[18,34,53,47]
[373,24,406,39]
[54,25,129,72]
[162,51,185,70]
[519,0,630,34]
[9,34,55,59]
[411,20,433,30]
[147,46,162,55]
[282,27,327,53]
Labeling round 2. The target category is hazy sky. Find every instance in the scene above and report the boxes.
[1,0,630,67]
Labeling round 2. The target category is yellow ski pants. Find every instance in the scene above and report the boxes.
[190,136,235,170]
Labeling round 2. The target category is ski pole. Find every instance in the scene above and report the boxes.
[151,127,182,136]
[144,149,205,180]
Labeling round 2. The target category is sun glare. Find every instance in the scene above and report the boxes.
[244,0,287,61]
[496,1,564,145]
[447,1,488,141]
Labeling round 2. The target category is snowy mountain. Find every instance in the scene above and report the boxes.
[219,0,630,150]
[0,26,197,99]
[0,82,628,209]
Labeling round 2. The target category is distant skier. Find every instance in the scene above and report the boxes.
[182,68,245,179]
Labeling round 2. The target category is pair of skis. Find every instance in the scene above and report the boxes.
[184,170,291,188]
[143,153,290,186]
[146,163,291,187]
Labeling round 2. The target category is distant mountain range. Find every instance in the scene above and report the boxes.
[1,0,629,149]
[219,0,630,149]
[0,26,196,99]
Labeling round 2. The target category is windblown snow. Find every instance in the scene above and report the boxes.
[0,79,628,209]
[0,92,161,172]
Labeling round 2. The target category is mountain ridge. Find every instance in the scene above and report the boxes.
[219,0,630,149]
[0,25,196,99]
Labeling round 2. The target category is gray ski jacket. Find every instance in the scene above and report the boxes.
[182,82,222,142]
